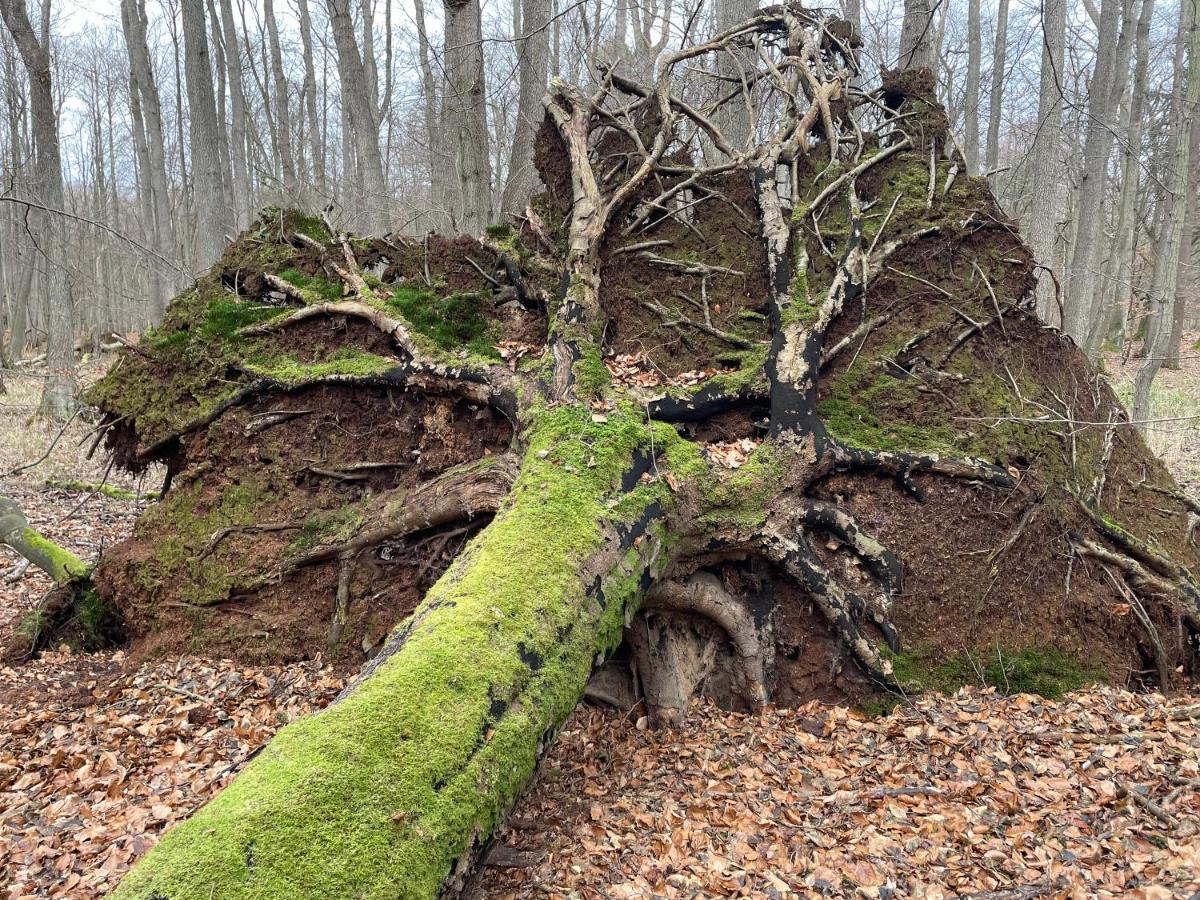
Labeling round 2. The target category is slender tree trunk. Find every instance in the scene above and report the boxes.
[964,0,981,172]
[181,0,227,269]
[1133,0,1198,421]
[1165,110,1200,367]
[443,0,493,235]
[218,0,251,228]
[712,0,759,155]
[120,0,175,307]
[984,0,1009,172]
[296,0,325,197]
[1087,0,1154,353]
[413,0,448,230]
[327,0,388,232]
[1062,0,1123,343]
[264,0,297,197]
[1025,0,1068,325]
[0,0,77,419]
[500,0,551,216]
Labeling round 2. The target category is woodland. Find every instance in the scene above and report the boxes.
[1,0,1200,896]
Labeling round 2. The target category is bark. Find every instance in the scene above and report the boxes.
[0,0,77,420]
[984,0,1009,172]
[264,0,297,197]
[181,0,228,269]
[296,0,325,195]
[443,0,494,234]
[1087,0,1154,353]
[1025,0,1068,325]
[412,0,448,230]
[500,0,551,216]
[899,0,936,70]
[327,0,388,232]
[1062,0,1123,342]
[964,0,982,172]
[0,495,86,583]
[217,0,251,227]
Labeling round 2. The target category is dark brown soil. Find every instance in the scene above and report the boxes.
[94,382,512,669]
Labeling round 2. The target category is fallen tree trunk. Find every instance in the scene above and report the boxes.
[0,11,1191,899]
[0,494,86,582]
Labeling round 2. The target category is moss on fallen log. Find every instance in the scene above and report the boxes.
[112,406,695,899]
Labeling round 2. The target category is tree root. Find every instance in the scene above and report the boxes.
[758,523,898,686]
[828,445,1019,496]
[287,454,519,569]
[798,500,902,602]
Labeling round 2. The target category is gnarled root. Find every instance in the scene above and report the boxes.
[628,571,773,725]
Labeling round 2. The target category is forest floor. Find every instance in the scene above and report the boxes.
[1,352,1199,898]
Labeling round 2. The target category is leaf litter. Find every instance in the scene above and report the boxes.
[486,692,1200,898]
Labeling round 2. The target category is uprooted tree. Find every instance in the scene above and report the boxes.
[3,7,1199,898]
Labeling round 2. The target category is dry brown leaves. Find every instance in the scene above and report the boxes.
[605,352,732,391]
[487,690,1200,898]
[704,438,763,470]
[0,650,347,897]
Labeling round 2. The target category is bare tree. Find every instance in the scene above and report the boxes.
[1133,0,1198,422]
[181,0,228,268]
[443,0,493,234]
[500,0,551,216]
[963,0,981,172]
[1025,0,1068,325]
[984,0,1009,173]
[0,0,77,419]
[1062,0,1123,343]
[899,0,936,69]
[326,0,388,232]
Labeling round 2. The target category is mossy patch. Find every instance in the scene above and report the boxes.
[385,286,499,359]
[882,645,1098,699]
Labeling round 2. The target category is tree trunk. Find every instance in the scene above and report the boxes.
[181,0,228,270]
[412,0,449,230]
[984,0,1009,173]
[964,0,981,172]
[0,0,77,420]
[326,0,388,232]
[500,0,551,216]
[0,495,86,583]
[1087,0,1154,354]
[217,0,251,229]
[264,0,297,197]
[899,0,936,70]
[443,0,493,235]
[1062,0,1123,343]
[1025,0,1068,325]
[296,0,325,197]
[1131,0,1197,422]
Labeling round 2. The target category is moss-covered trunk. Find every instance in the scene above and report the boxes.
[112,407,692,899]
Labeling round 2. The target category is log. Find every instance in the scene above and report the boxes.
[0,494,87,583]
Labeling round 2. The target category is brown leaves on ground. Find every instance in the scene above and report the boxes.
[487,692,1200,898]
[0,650,347,897]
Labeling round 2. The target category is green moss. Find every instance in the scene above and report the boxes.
[278,267,345,302]
[114,405,676,899]
[19,529,88,583]
[571,348,611,399]
[288,506,365,554]
[134,479,270,605]
[385,286,499,359]
[72,587,123,651]
[244,347,400,386]
[881,645,1097,699]
[484,223,517,252]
